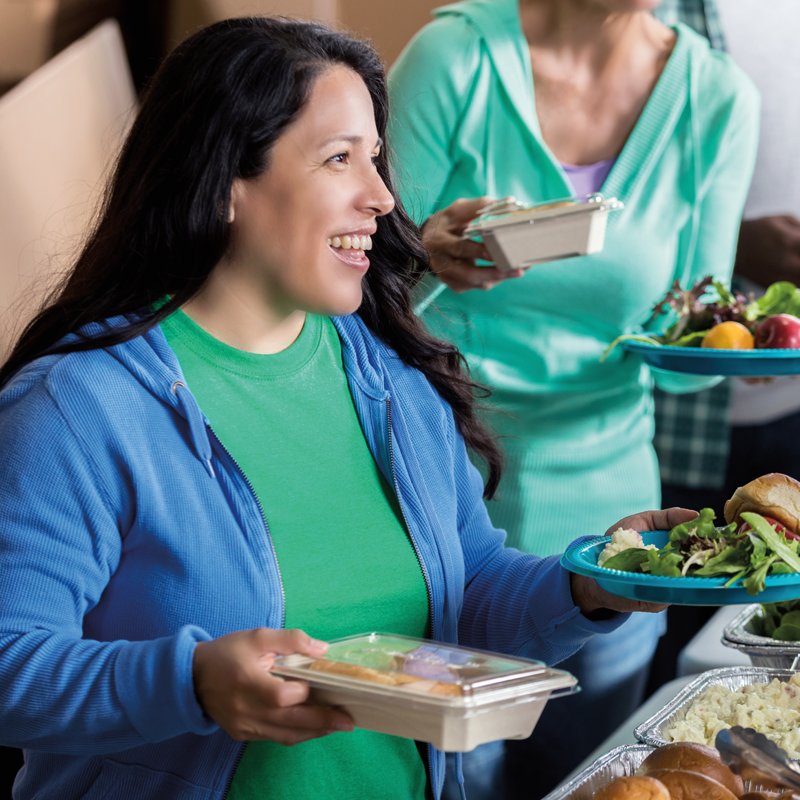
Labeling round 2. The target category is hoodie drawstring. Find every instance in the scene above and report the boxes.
[456,752,467,800]
[172,381,215,478]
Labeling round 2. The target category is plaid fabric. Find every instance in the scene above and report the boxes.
[653,382,732,490]
[652,0,726,51]
[651,0,731,490]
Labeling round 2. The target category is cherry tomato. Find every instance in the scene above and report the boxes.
[739,516,800,541]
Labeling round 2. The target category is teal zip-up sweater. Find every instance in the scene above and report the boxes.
[388,0,759,555]
[0,312,624,799]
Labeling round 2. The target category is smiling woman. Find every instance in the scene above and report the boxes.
[182,66,394,354]
[0,16,686,800]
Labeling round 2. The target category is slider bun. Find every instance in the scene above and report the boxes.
[309,659,418,686]
[593,776,670,800]
[645,769,739,800]
[724,473,800,534]
[639,742,744,796]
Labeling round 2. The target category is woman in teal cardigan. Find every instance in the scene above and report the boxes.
[388,0,759,796]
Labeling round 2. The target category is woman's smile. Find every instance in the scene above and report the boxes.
[327,229,375,271]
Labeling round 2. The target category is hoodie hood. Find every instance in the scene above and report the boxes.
[68,312,392,477]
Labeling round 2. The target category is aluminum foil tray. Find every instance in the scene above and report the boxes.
[542,742,782,800]
[634,667,800,749]
[722,605,800,670]
[541,744,654,800]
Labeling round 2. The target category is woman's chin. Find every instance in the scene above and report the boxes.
[310,287,364,319]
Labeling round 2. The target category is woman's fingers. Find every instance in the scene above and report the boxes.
[226,687,355,742]
[422,196,534,292]
[605,507,699,537]
[192,627,354,745]
[252,627,329,659]
[440,196,495,230]
[433,259,527,293]
[570,573,669,617]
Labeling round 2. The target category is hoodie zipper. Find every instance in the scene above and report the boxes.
[206,425,285,799]
[210,407,434,796]
[386,396,434,786]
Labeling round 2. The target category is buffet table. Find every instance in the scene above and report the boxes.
[565,603,753,781]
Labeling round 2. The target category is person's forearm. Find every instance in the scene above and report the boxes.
[735,217,800,286]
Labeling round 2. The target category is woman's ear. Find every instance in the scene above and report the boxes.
[228,178,245,223]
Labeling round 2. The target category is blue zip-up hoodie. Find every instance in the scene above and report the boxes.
[0,312,626,799]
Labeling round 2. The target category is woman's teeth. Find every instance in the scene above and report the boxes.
[327,234,372,251]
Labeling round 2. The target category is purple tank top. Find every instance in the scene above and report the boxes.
[559,156,616,198]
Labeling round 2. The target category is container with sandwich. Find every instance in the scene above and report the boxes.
[271,632,578,752]
[462,193,623,271]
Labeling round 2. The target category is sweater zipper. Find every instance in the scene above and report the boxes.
[206,425,285,799]
[386,397,434,786]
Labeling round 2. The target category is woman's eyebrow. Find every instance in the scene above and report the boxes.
[319,134,383,150]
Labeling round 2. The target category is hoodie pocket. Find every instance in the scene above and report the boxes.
[81,758,214,800]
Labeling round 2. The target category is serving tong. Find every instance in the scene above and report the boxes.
[716,726,800,792]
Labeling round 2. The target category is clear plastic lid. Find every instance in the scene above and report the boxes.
[463,193,623,235]
[272,632,576,705]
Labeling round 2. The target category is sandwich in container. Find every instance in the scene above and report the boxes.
[462,193,624,271]
[271,632,578,752]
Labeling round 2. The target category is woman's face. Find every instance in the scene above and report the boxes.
[227,66,394,319]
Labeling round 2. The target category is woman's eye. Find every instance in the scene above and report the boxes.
[329,153,348,164]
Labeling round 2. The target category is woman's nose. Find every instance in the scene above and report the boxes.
[362,168,395,218]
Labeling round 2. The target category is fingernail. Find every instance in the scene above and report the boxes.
[284,683,307,703]
[309,638,328,653]
[334,718,355,732]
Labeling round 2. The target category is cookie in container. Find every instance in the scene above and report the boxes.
[634,667,800,756]
[462,194,624,271]
[271,632,577,752]
[723,604,800,670]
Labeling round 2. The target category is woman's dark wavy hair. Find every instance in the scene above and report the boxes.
[0,16,502,496]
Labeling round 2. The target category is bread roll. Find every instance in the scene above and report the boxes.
[593,775,671,800]
[645,769,739,800]
[639,742,744,796]
[724,473,800,533]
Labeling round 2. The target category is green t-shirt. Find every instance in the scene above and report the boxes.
[160,311,429,800]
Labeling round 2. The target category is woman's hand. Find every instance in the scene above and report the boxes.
[569,507,699,618]
[193,627,354,745]
[422,197,528,292]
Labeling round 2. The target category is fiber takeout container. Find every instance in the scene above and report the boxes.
[463,194,623,270]
[634,667,800,750]
[723,604,800,670]
[272,632,577,752]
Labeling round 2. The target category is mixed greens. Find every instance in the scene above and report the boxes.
[601,277,800,357]
[600,509,800,596]
[753,599,800,641]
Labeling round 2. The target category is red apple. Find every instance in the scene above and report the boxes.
[754,314,800,349]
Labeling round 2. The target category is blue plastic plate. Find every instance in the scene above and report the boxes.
[622,340,800,376]
[561,531,800,605]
